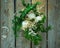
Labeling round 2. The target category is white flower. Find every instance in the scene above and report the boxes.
[29,28,32,31]
[28,30,37,36]
[35,16,43,22]
[22,20,29,30]
[27,13,36,19]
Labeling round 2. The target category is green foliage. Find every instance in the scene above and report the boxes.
[13,0,41,32]
[21,0,27,6]
[12,0,51,45]
[24,28,42,45]
[20,2,41,19]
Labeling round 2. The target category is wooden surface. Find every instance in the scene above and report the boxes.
[32,0,46,48]
[0,0,1,48]
[1,0,15,48]
[16,0,31,48]
[16,0,46,48]
[32,0,46,13]
[1,0,60,48]
[54,0,60,48]
[48,0,60,48]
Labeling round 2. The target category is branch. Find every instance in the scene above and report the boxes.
[21,0,27,7]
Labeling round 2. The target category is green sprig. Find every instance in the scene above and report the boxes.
[12,0,51,45]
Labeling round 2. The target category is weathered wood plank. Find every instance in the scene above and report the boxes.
[1,0,60,48]
[1,0,15,48]
[32,0,46,48]
[32,0,46,13]
[16,0,31,48]
[48,0,56,48]
[8,0,15,48]
[0,0,1,48]
[55,0,60,48]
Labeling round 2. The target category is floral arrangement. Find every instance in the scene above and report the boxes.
[12,0,51,45]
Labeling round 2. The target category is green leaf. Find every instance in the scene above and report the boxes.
[20,2,41,20]
[21,0,27,6]
[36,2,41,5]
[32,34,42,45]
[45,25,51,32]
[12,0,51,45]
